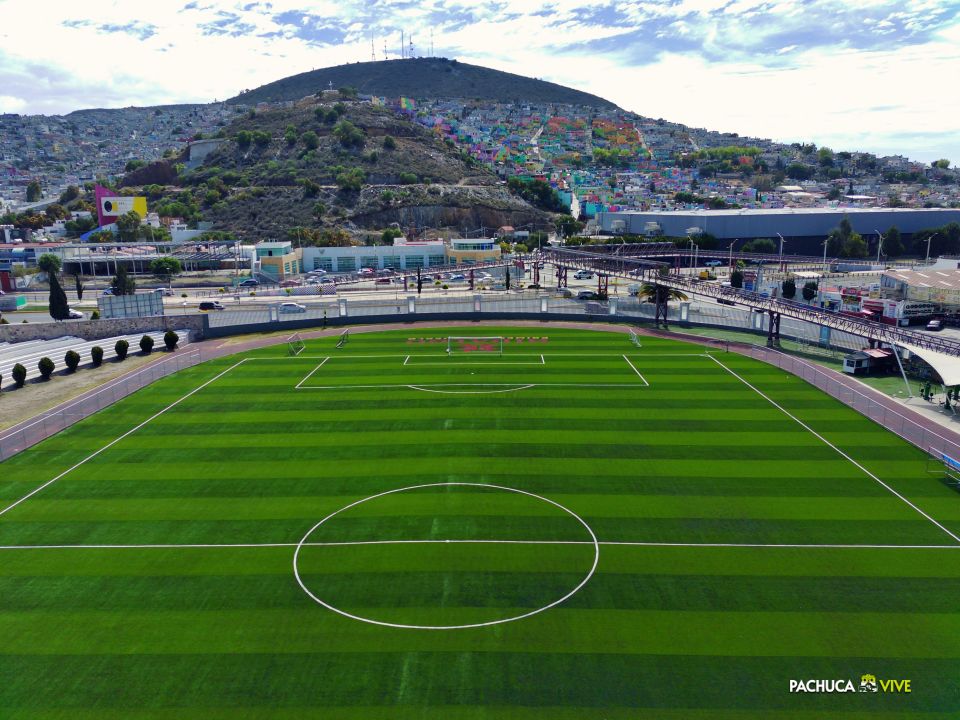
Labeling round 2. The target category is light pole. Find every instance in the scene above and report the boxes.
[926,233,938,264]
[728,241,735,270]
[777,232,786,271]
[822,237,828,270]
[874,229,884,264]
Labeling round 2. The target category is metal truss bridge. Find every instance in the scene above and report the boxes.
[543,246,960,357]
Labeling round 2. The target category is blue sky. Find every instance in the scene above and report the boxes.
[1,0,959,163]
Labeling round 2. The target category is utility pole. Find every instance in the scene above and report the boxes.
[874,229,884,264]
[926,233,938,264]
[777,232,786,272]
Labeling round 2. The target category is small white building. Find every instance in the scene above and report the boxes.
[302,238,448,273]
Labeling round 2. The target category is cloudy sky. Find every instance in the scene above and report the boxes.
[2,0,959,163]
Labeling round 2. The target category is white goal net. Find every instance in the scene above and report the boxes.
[447,336,504,356]
[287,332,306,356]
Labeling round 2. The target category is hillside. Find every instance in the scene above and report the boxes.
[165,95,550,240]
[229,57,617,109]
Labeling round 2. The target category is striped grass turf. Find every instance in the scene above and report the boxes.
[1,326,959,717]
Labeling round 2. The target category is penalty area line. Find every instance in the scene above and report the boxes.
[707,354,960,545]
[0,359,249,520]
[294,357,330,389]
[622,355,649,386]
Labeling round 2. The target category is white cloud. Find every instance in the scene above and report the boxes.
[0,0,958,163]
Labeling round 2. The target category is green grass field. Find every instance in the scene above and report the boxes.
[2,325,960,718]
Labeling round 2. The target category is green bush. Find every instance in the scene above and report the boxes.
[164,330,179,350]
[140,335,155,354]
[399,172,418,185]
[38,356,55,380]
[64,350,81,372]
[383,135,396,150]
[12,363,26,387]
[90,310,100,320]
[91,346,104,366]
[115,339,129,360]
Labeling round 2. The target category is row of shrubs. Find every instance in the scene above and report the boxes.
[1,331,178,390]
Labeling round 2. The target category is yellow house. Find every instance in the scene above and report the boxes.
[256,241,302,281]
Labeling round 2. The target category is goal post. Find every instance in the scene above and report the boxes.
[287,332,305,356]
[629,330,641,348]
[336,328,350,349]
[447,336,504,356]
[926,447,960,486]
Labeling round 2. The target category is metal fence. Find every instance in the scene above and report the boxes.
[0,349,207,462]
[742,345,960,461]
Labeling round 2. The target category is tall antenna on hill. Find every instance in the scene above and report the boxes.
[401,31,404,59]
[371,34,375,61]
[384,39,388,60]
[409,34,414,58]
[430,29,434,57]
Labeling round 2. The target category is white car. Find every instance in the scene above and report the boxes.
[704,260,723,267]
[67,308,84,319]
[278,302,307,314]
[573,270,594,280]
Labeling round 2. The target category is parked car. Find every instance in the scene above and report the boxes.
[573,270,594,280]
[199,301,224,311]
[357,267,375,276]
[705,260,723,267]
[577,289,598,300]
[278,302,306,314]
[375,277,392,285]
[279,280,301,287]
[67,308,84,319]
[449,274,466,281]
[316,277,335,284]
[155,287,175,296]
[238,278,259,287]
[926,319,944,332]
[102,288,114,296]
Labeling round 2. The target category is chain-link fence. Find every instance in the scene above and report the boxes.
[0,350,206,462]
[741,345,960,461]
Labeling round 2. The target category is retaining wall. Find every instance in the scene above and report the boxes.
[0,314,205,344]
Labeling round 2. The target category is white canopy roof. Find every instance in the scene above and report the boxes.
[903,343,960,386]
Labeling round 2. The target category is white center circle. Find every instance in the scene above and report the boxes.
[293,482,600,630]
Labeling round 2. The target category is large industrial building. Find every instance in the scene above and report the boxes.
[596,208,960,249]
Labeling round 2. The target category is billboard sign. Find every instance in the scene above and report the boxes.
[95,184,147,227]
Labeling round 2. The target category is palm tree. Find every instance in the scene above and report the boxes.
[637,283,688,304]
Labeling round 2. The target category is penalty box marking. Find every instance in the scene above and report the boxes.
[294,354,654,390]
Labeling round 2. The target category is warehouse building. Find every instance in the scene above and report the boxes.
[596,208,960,248]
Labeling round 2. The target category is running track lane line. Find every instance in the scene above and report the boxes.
[707,353,960,545]
[0,359,248,519]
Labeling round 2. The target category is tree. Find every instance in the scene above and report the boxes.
[883,226,904,257]
[301,131,320,150]
[284,125,297,146]
[73,274,84,301]
[383,135,396,150]
[730,270,744,288]
[742,238,777,254]
[163,330,179,350]
[12,363,26,388]
[116,210,142,242]
[505,267,511,291]
[139,335,155,354]
[38,356,55,380]
[556,214,584,238]
[932,159,950,170]
[91,346,104,366]
[236,130,252,149]
[781,278,796,299]
[381,227,404,244]
[64,350,80,372]
[26,180,42,202]
[332,119,365,148]
[802,281,818,302]
[111,266,136,296]
[150,256,182,282]
[843,234,868,258]
[115,339,129,360]
[38,253,70,321]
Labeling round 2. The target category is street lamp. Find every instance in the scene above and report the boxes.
[874,229,884,264]
[821,237,828,270]
[777,232,786,270]
[728,240,735,270]
[926,233,939,264]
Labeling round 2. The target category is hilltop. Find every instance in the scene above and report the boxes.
[229,57,617,109]
[159,95,551,240]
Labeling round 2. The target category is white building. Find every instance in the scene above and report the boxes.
[302,238,448,273]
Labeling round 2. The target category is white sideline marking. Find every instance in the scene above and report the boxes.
[403,355,410,365]
[1,539,957,551]
[294,357,330,389]
[622,355,649,386]
[247,353,708,360]
[0,360,248,519]
[707,354,960,545]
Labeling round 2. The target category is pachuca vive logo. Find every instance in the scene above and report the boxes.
[789,674,911,694]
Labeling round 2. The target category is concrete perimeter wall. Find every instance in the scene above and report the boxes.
[0,314,205,344]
